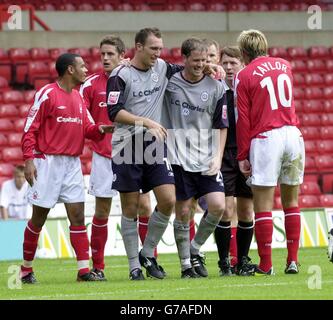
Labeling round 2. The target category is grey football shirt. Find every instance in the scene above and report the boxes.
[163,72,228,172]
[107,58,182,156]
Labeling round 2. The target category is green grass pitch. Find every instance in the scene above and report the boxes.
[1,247,332,300]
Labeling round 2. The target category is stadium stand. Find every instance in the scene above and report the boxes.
[0,0,332,11]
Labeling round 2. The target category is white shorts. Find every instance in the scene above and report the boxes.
[28,155,85,208]
[88,152,117,198]
[250,126,305,187]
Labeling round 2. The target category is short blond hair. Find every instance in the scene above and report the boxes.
[237,29,268,62]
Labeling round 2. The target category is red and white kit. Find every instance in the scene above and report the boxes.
[80,72,117,197]
[235,56,304,186]
[22,82,103,208]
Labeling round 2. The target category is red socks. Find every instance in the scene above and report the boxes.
[21,220,42,275]
[138,216,157,257]
[255,212,273,272]
[189,219,196,241]
[230,227,238,267]
[91,216,108,270]
[284,207,301,264]
[70,225,90,275]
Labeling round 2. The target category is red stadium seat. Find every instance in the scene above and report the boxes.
[0,48,12,83]
[24,90,36,103]
[268,47,289,59]
[304,140,318,155]
[287,47,307,59]
[68,47,91,63]
[302,100,322,113]
[170,47,181,60]
[305,74,324,86]
[304,156,316,171]
[248,3,269,11]
[303,174,320,183]
[293,74,305,86]
[323,100,333,113]
[90,47,100,60]
[320,126,333,139]
[314,155,333,170]
[49,48,67,60]
[8,133,23,147]
[0,76,10,91]
[2,90,24,104]
[294,100,303,113]
[160,48,172,61]
[0,133,8,147]
[321,113,333,126]
[293,87,305,100]
[320,195,333,207]
[269,3,289,11]
[48,61,58,81]
[300,127,320,140]
[56,3,76,10]
[2,147,23,163]
[323,87,333,99]
[322,175,333,194]
[89,61,103,74]
[13,118,26,132]
[0,119,14,132]
[77,3,95,10]
[304,87,323,100]
[19,104,31,117]
[308,46,330,59]
[206,2,227,11]
[300,181,321,195]
[306,59,326,72]
[317,140,333,154]
[8,48,30,84]
[30,47,50,61]
[290,59,307,72]
[327,60,333,72]
[0,163,14,177]
[27,61,50,88]
[300,113,321,126]
[289,3,309,11]
[324,74,333,85]
[299,195,321,208]
[187,2,206,11]
[0,104,19,118]
[227,3,248,11]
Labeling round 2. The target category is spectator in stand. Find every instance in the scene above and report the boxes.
[0,165,31,220]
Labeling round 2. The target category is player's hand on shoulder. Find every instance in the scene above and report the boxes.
[119,58,131,67]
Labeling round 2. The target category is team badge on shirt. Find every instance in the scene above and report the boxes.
[222,105,228,119]
[200,91,209,102]
[151,72,159,82]
[107,91,120,105]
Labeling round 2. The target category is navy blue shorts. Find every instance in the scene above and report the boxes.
[221,148,253,198]
[112,139,174,193]
[172,165,225,201]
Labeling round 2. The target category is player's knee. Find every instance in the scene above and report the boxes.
[157,194,176,215]
[208,205,225,218]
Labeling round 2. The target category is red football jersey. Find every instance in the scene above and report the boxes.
[22,82,103,161]
[80,72,112,158]
[235,56,299,160]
